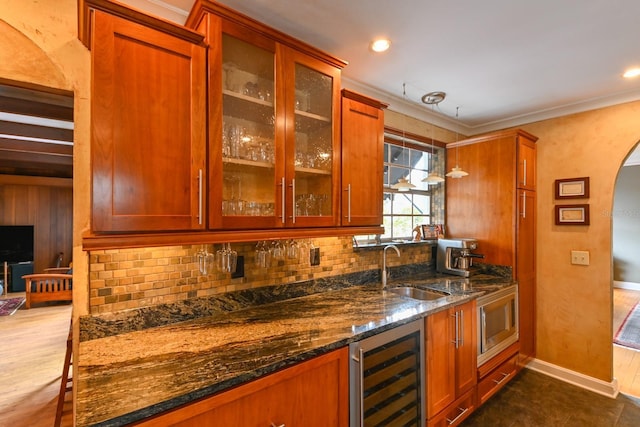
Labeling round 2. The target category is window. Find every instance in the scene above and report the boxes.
[355,132,445,245]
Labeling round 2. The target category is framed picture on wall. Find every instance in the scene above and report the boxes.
[555,177,590,199]
[555,204,590,225]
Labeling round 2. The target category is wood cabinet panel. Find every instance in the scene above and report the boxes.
[427,300,477,420]
[341,90,385,226]
[446,129,537,363]
[133,348,349,427]
[517,138,536,191]
[426,308,456,415]
[477,353,518,405]
[0,176,72,272]
[427,388,476,427]
[90,10,207,232]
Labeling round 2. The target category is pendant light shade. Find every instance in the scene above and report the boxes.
[423,173,445,184]
[446,106,468,179]
[392,177,416,191]
[445,166,469,178]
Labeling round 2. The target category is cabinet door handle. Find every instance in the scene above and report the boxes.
[289,179,296,223]
[452,311,460,349]
[198,169,203,225]
[492,371,511,385]
[521,192,526,219]
[280,177,285,224]
[270,423,285,427]
[446,406,469,425]
[522,159,527,186]
[459,309,464,347]
[344,184,352,222]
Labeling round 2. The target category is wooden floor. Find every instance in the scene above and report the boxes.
[0,292,73,427]
[613,287,640,397]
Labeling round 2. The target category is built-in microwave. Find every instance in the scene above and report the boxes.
[477,285,519,366]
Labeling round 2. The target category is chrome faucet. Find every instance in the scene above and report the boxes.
[382,244,401,288]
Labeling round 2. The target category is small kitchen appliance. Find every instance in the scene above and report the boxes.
[436,238,484,277]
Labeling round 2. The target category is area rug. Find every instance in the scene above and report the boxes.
[0,297,25,316]
[614,302,640,350]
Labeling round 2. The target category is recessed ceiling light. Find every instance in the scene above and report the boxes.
[370,38,391,53]
[623,68,640,78]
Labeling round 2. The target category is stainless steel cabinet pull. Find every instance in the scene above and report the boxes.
[270,423,285,427]
[344,184,352,222]
[492,371,511,385]
[446,407,469,425]
[521,192,526,219]
[459,310,464,347]
[452,311,460,349]
[198,169,203,225]
[289,179,296,223]
[522,159,527,186]
[279,177,285,224]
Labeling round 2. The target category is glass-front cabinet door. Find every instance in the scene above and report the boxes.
[282,48,341,227]
[209,19,340,230]
[211,23,284,229]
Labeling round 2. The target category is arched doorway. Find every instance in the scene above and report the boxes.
[612,141,640,398]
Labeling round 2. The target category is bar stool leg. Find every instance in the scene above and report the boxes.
[55,323,72,427]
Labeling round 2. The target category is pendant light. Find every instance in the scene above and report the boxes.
[446,107,469,178]
[421,101,445,185]
[391,83,416,192]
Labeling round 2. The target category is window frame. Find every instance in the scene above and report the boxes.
[355,128,446,245]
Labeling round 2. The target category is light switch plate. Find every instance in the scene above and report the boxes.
[571,250,590,265]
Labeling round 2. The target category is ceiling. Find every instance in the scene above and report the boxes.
[121,0,640,135]
[0,83,73,178]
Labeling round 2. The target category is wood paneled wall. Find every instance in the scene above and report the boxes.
[0,175,72,273]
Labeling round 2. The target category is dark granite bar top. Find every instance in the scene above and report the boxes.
[77,269,514,427]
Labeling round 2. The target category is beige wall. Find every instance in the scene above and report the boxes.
[513,100,640,382]
[1,0,91,319]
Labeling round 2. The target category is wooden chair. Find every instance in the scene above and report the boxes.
[21,273,73,309]
[55,321,73,427]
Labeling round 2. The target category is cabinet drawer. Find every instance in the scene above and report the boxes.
[477,353,518,405]
[427,388,475,427]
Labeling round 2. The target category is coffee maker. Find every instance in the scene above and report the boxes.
[436,238,484,277]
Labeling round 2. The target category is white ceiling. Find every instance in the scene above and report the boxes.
[120,0,640,135]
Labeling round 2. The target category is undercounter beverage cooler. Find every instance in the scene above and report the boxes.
[349,319,425,426]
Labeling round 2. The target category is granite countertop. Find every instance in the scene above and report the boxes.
[77,272,514,426]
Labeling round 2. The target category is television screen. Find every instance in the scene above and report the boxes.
[0,225,34,263]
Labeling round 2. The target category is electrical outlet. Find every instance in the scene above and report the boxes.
[231,256,244,278]
[310,247,320,266]
[571,250,590,266]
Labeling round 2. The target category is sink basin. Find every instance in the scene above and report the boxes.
[389,286,449,301]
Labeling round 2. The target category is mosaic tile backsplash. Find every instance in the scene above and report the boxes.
[88,236,436,315]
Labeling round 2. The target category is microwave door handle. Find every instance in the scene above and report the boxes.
[481,309,487,352]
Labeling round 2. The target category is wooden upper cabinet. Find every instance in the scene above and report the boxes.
[188,1,344,230]
[341,90,386,227]
[517,136,536,191]
[445,129,538,268]
[88,8,207,232]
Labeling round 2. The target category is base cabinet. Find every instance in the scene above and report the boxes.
[427,389,476,427]
[476,342,520,406]
[426,300,477,426]
[133,348,349,427]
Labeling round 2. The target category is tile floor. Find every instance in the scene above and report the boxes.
[461,369,640,426]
